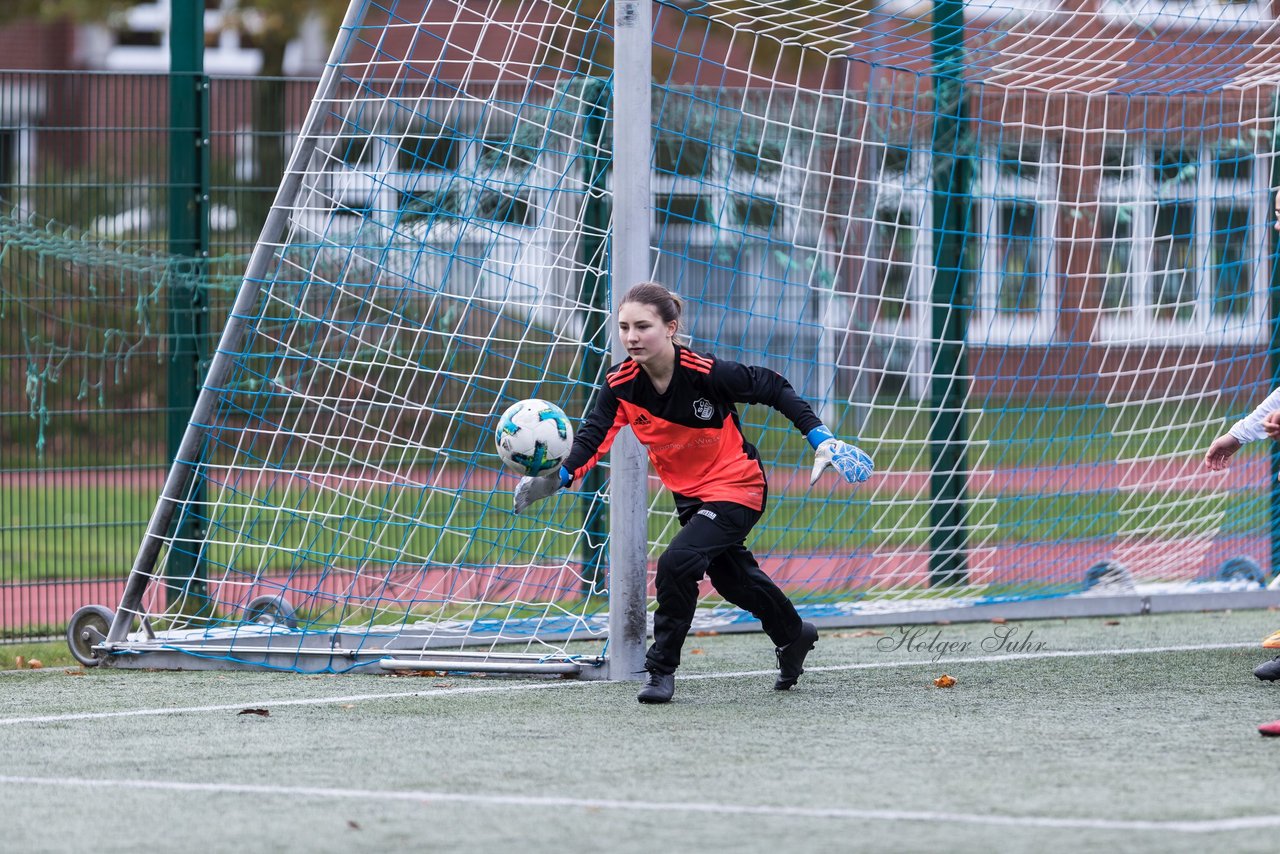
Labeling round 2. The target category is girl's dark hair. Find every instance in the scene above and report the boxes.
[621,282,683,338]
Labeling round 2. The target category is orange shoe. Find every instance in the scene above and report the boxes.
[1262,630,1280,650]
[1259,720,1280,737]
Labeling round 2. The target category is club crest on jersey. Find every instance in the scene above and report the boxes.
[692,398,714,420]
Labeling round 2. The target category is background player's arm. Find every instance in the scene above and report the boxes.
[1204,386,1280,471]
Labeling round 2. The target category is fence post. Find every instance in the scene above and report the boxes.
[928,0,973,588]
[166,2,210,610]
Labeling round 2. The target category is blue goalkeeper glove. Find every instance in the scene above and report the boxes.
[806,426,873,485]
[513,466,572,514]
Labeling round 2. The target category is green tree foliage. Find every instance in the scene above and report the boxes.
[222,0,348,76]
[0,0,134,25]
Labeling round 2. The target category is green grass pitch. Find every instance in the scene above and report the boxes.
[3,610,1280,852]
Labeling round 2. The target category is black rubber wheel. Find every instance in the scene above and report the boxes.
[66,604,116,666]
[244,595,298,629]
[1217,556,1265,586]
[1083,561,1133,591]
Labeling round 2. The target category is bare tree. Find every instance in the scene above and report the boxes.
[223,1,348,232]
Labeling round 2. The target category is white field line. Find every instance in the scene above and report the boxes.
[0,774,1277,833]
[0,640,1259,727]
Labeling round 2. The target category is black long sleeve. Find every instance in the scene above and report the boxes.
[710,359,824,436]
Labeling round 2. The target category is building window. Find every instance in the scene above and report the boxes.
[730,194,781,230]
[1211,205,1252,317]
[398,134,459,173]
[655,133,712,178]
[974,140,1057,344]
[995,200,1044,313]
[655,192,715,227]
[100,0,308,74]
[1095,139,1266,342]
[478,134,539,171]
[868,207,916,322]
[865,141,931,397]
[0,130,14,198]
[1101,0,1266,28]
[877,0,1063,19]
[1150,201,1196,322]
[476,191,533,226]
[1098,206,1135,311]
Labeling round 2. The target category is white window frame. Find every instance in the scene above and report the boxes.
[866,142,932,399]
[876,0,1062,21]
[1101,0,1269,29]
[1094,140,1269,345]
[971,141,1058,345]
[98,1,265,75]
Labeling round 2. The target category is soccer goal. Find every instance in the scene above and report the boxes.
[71,0,1280,675]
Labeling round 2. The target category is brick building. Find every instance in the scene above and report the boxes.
[0,0,1277,400]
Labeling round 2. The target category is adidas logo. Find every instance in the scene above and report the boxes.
[633,413,651,427]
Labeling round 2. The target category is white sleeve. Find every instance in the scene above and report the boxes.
[1228,386,1280,443]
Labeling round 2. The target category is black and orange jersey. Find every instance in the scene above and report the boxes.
[562,344,823,511]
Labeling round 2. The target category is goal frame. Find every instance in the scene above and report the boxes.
[76,0,1280,676]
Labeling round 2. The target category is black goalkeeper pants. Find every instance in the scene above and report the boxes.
[645,499,803,676]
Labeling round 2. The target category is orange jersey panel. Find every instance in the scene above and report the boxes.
[618,400,766,510]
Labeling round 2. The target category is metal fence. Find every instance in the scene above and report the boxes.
[0,71,320,641]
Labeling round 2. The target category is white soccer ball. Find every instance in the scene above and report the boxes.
[495,399,574,477]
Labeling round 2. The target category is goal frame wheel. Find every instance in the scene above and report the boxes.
[244,595,298,629]
[66,604,116,666]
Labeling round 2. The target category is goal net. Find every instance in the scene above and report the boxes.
[91,0,1280,673]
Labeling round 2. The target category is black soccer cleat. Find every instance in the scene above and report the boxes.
[1255,656,1280,682]
[637,670,675,704]
[774,621,819,690]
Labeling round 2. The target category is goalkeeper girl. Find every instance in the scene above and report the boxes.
[514,282,873,704]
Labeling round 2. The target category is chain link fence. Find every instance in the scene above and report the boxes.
[0,71,317,641]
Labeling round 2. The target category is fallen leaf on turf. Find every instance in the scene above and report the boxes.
[935,620,952,626]
[63,668,85,676]
[340,704,355,710]
[933,674,956,688]
[689,648,704,655]
[990,617,1007,624]
[834,629,884,638]
[28,659,42,669]
[238,708,270,717]
[693,630,719,637]
[348,820,361,830]
[1104,620,1120,626]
